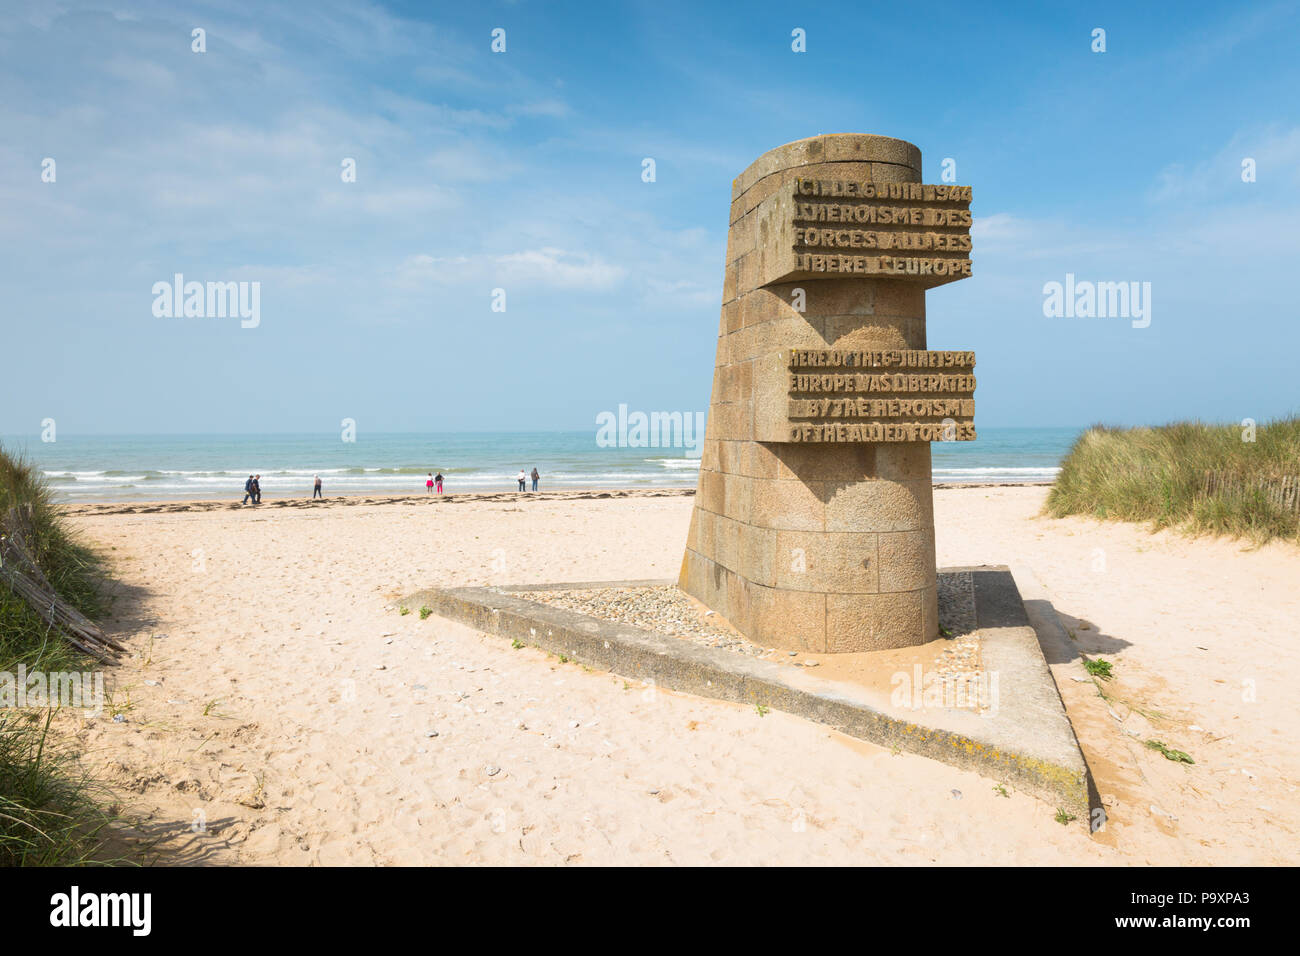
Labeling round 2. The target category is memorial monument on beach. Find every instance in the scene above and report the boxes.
[419,144,1089,810]
[680,134,977,652]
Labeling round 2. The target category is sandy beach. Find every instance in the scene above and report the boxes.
[55,485,1299,865]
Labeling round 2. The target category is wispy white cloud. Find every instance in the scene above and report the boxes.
[424,143,523,183]
[102,55,174,86]
[1148,125,1300,203]
[509,99,572,120]
[397,248,626,290]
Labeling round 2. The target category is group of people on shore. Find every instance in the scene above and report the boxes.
[241,473,321,503]
[239,466,544,503]
[427,467,539,493]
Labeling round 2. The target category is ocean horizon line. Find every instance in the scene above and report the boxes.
[1,424,1090,440]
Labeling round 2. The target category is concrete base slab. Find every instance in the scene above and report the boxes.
[404,565,1097,819]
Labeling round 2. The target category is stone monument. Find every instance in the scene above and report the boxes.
[680,133,976,652]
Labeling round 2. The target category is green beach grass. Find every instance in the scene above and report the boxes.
[0,443,123,865]
[1046,418,1300,545]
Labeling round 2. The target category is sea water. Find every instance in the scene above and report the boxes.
[1,427,1079,502]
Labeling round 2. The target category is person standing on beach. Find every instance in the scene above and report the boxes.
[531,467,540,492]
[243,474,254,504]
[435,472,443,494]
[426,473,434,494]
[252,474,262,503]
[313,474,322,499]
[517,469,526,491]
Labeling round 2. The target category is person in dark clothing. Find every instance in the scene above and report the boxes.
[313,474,323,499]
[243,475,254,504]
[252,474,262,503]
[531,467,540,492]
[435,472,443,494]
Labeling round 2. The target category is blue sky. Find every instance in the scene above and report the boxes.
[2,0,1298,435]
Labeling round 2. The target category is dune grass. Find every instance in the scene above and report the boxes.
[0,446,106,670]
[1045,418,1300,544]
[0,442,123,865]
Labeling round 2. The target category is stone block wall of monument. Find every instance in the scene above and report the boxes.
[679,133,975,653]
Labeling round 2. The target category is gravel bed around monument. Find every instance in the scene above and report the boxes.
[510,585,771,657]
[934,570,983,693]
[511,575,985,688]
